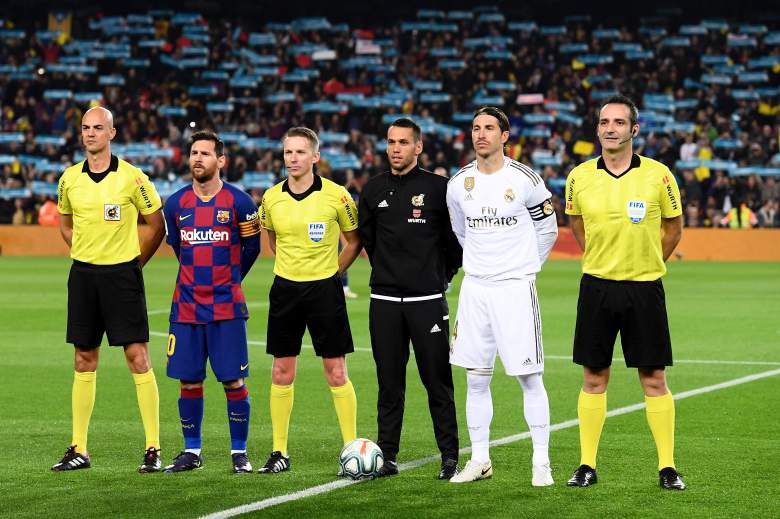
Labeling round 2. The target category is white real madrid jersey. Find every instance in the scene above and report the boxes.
[446,157,553,281]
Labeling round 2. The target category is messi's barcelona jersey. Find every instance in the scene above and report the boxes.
[163,182,260,323]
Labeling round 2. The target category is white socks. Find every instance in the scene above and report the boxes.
[465,368,493,463]
[516,372,550,466]
[465,369,551,466]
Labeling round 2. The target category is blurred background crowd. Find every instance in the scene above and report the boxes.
[1,4,778,227]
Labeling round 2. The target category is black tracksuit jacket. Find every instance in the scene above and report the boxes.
[358,167,462,296]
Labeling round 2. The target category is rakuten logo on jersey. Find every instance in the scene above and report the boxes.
[180,228,230,244]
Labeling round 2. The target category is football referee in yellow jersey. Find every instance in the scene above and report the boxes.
[51,107,166,473]
[564,95,686,491]
[258,127,362,474]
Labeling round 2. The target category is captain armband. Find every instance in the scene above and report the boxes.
[528,198,555,221]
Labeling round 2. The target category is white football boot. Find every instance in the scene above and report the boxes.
[449,459,492,483]
[532,463,554,487]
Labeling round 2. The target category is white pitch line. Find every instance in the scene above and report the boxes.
[198,367,780,519]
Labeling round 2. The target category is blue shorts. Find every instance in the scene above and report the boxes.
[166,319,249,382]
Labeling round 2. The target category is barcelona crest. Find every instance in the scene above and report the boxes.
[217,210,231,224]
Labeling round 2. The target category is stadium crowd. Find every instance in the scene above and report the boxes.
[0,7,778,227]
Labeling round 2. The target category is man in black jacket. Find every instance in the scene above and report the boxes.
[358,118,462,480]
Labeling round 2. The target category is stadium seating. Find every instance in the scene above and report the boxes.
[0,7,778,226]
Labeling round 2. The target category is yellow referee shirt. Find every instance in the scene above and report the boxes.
[57,155,162,265]
[261,175,358,282]
[565,154,682,281]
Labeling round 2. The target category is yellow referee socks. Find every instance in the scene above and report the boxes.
[645,392,676,470]
[270,383,294,456]
[578,390,607,468]
[72,371,96,454]
[330,379,357,445]
[132,370,160,450]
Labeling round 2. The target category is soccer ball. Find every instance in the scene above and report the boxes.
[338,438,384,480]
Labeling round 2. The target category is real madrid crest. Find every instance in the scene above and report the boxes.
[217,210,231,224]
[542,199,554,216]
[504,187,515,203]
[464,177,475,191]
[411,194,425,207]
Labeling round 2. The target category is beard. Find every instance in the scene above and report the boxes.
[390,156,415,172]
[191,165,218,183]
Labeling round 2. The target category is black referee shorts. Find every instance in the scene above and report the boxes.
[266,274,354,358]
[66,259,149,348]
[573,274,673,368]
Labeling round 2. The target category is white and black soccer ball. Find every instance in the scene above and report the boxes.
[338,438,384,480]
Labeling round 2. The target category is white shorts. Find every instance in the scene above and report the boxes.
[450,276,544,376]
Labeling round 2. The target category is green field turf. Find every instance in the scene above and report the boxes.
[1,257,778,518]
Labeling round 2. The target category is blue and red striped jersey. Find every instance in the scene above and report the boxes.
[163,182,260,324]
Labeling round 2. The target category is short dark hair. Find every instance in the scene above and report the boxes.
[283,126,319,152]
[389,117,422,142]
[190,130,224,157]
[600,95,639,126]
[473,106,510,133]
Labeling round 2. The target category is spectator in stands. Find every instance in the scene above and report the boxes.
[679,133,697,162]
[685,201,701,228]
[747,143,766,166]
[761,177,780,205]
[707,171,731,213]
[680,170,704,208]
[739,175,763,211]
[12,197,33,224]
[720,203,758,228]
[757,199,779,228]
[38,197,60,226]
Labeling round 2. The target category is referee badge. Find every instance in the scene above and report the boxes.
[104,204,121,221]
[627,200,647,223]
[411,194,425,207]
[308,222,326,242]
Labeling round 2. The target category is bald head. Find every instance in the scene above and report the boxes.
[81,106,116,155]
[83,106,114,129]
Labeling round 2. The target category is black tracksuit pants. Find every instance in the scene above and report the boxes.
[369,296,458,462]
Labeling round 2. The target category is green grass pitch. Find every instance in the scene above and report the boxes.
[1,256,778,518]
